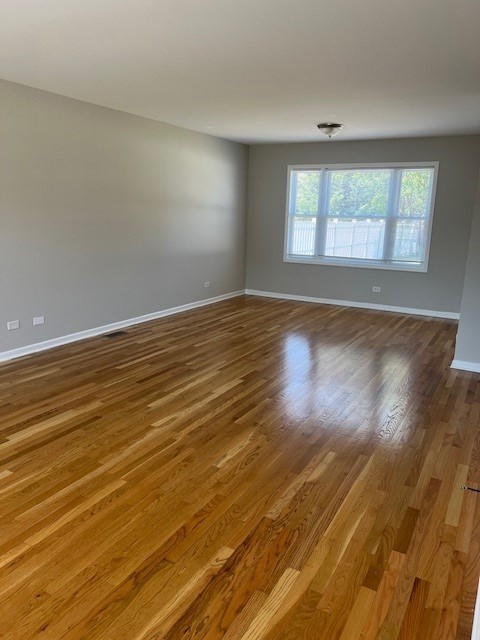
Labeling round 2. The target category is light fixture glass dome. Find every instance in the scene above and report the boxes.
[317,122,344,138]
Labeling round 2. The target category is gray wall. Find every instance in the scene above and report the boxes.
[0,80,248,352]
[454,173,480,365]
[246,137,480,313]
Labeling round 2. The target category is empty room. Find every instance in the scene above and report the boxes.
[1,1,480,638]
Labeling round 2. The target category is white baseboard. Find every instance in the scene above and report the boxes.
[0,290,245,364]
[245,289,460,320]
[451,359,480,373]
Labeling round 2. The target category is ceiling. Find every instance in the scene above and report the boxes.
[1,0,479,144]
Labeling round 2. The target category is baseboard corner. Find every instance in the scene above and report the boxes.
[451,359,480,373]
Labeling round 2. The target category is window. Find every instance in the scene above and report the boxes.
[284,163,438,272]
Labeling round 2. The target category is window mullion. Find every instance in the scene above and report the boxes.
[383,169,401,262]
[314,170,329,257]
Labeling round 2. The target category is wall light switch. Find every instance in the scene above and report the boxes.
[7,320,20,331]
[372,286,381,293]
[33,316,45,326]
[204,282,211,288]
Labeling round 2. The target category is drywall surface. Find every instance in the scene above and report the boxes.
[0,80,248,351]
[246,137,480,313]
[454,172,480,367]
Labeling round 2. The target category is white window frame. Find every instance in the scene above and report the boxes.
[283,162,439,273]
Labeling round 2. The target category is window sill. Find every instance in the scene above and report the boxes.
[283,256,428,273]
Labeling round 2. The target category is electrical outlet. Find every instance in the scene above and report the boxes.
[372,286,381,293]
[7,320,20,331]
[33,316,45,326]
[204,282,211,288]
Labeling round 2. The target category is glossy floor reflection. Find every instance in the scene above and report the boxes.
[0,295,478,639]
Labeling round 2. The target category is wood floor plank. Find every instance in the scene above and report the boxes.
[0,295,479,639]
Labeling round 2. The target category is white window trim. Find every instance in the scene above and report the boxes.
[283,161,439,273]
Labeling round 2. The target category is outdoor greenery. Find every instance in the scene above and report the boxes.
[294,171,319,214]
[398,169,432,217]
[329,170,389,216]
[293,168,432,218]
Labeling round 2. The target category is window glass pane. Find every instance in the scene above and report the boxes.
[327,170,390,217]
[292,170,320,215]
[324,218,385,259]
[392,219,427,263]
[398,169,433,217]
[289,216,316,256]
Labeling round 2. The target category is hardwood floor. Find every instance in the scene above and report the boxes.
[1,295,479,639]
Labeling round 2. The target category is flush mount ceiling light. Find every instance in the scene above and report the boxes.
[317,122,344,138]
